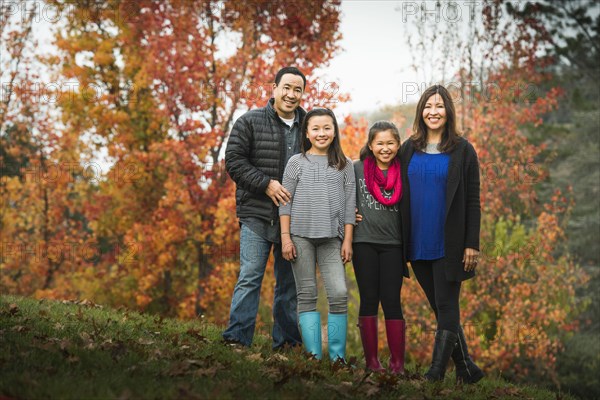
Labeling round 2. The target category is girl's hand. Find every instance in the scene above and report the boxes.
[463,248,480,272]
[341,240,353,264]
[355,207,363,224]
[282,239,297,261]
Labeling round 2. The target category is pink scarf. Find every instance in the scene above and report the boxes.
[363,156,402,206]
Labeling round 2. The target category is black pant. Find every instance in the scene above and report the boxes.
[352,243,404,319]
[411,259,461,333]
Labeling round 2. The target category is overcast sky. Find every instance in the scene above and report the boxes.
[318,1,419,116]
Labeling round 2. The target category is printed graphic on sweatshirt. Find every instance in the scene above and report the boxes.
[357,178,399,212]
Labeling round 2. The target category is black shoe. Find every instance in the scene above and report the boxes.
[424,330,458,381]
[452,326,484,384]
[222,337,245,348]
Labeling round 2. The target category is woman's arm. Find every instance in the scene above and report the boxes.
[464,143,481,250]
[463,143,481,271]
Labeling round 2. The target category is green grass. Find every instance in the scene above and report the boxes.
[0,295,573,399]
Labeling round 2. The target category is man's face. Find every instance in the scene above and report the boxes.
[273,73,305,119]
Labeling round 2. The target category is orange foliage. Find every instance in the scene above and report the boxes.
[2,0,345,323]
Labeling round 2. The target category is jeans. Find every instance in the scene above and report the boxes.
[222,224,302,348]
[290,235,348,314]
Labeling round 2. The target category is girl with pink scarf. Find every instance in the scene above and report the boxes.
[352,121,409,374]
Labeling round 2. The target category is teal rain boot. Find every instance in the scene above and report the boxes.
[298,311,322,359]
[327,313,348,362]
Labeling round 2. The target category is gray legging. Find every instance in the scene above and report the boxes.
[290,235,348,314]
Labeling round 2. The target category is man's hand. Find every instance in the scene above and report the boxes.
[266,180,291,206]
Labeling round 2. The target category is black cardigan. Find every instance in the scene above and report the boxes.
[399,137,481,282]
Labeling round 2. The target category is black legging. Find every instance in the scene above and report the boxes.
[411,259,461,333]
[352,243,404,319]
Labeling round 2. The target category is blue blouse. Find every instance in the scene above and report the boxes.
[408,151,450,261]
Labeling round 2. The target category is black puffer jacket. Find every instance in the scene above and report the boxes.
[225,98,306,225]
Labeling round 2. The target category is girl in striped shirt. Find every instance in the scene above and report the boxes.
[279,108,356,361]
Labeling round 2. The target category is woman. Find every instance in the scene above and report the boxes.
[353,121,408,374]
[399,84,484,383]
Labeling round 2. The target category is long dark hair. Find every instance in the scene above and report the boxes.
[301,108,347,170]
[411,84,460,153]
[359,121,401,161]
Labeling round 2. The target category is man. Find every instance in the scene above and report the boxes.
[223,67,306,349]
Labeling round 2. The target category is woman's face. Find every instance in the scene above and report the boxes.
[422,93,447,134]
[368,130,400,169]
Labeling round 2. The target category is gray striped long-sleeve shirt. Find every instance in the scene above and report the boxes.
[279,153,356,240]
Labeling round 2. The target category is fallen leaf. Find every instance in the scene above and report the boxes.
[59,339,71,350]
[186,328,207,342]
[246,353,264,362]
[184,359,204,367]
[492,387,522,397]
[268,353,288,362]
[261,367,281,380]
[9,303,19,315]
[365,385,380,397]
[11,325,28,333]
[194,367,218,378]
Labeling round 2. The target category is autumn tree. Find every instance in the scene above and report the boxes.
[1,1,93,298]
[25,0,346,324]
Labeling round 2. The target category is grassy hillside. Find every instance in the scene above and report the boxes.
[0,295,574,399]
